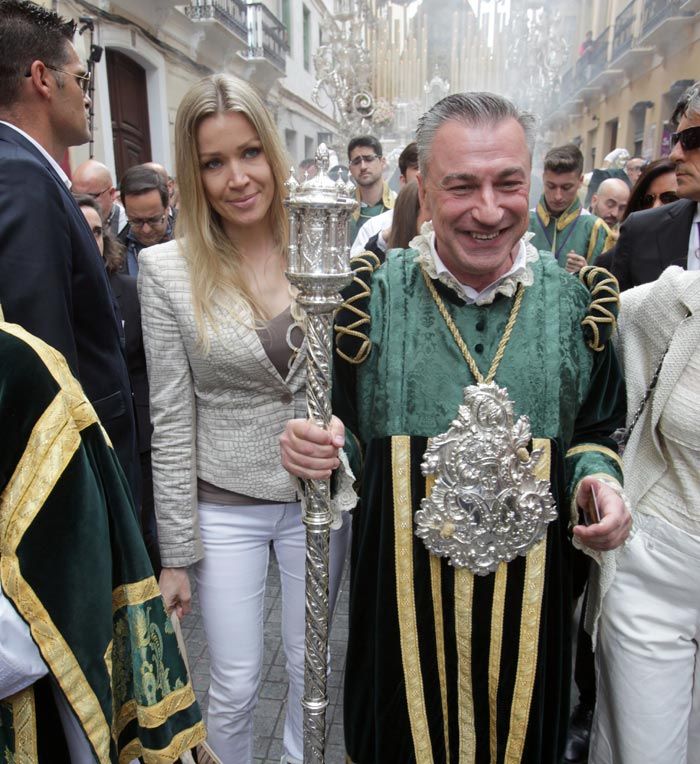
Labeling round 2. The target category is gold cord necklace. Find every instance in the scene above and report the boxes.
[421,270,525,384]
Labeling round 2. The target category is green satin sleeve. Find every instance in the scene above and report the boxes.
[564,339,625,512]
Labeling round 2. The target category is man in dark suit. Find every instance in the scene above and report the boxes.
[0,0,139,500]
[609,82,700,290]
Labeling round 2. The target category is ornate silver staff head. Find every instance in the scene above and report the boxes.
[284,143,357,312]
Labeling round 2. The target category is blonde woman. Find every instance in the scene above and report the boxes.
[137,74,350,764]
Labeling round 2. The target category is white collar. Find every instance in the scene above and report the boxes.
[693,201,700,223]
[0,121,71,188]
[410,222,538,305]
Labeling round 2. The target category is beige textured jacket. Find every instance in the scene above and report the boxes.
[588,266,700,643]
[138,240,307,567]
[615,266,700,510]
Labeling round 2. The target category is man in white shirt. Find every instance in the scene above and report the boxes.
[351,141,419,255]
[610,81,700,290]
[347,134,396,243]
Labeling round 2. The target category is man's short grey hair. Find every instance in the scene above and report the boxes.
[416,92,537,176]
[672,81,700,126]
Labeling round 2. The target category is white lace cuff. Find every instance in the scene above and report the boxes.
[293,449,358,531]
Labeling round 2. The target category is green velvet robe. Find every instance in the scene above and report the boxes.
[333,249,624,764]
[528,196,611,266]
[0,322,204,763]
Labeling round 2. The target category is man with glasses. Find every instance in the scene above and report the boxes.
[610,82,700,290]
[73,158,127,235]
[0,0,138,494]
[347,134,396,243]
[118,163,174,276]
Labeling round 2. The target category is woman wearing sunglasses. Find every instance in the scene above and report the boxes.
[620,157,679,222]
[607,82,700,291]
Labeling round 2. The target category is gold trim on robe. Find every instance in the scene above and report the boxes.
[566,443,622,470]
[503,438,550,761]
[392,436,434,764]
[489,563,508,761]
[6,687,38,764]
[426,473,450,759]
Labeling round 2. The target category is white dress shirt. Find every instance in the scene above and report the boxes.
[686,202,700,272]
[431,234,530,305]
[351,208,394,255]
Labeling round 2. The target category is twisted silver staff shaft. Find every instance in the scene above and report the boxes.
[301,308,335,764]
[283,145,356,763]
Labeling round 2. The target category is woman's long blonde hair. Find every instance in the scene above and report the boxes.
[174,74,290,343]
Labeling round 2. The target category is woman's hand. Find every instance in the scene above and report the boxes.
[280,416,345,480]
[159,567,192,619]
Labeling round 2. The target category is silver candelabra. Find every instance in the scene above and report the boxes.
[312,1,375,149]
[284,145,357,764]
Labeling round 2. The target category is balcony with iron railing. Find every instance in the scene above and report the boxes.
[184,0,247,42]
[549,0,694,118]
[587,27,610,80]
[642,0,683,36]
[612,0,636,59]
[182,0,289,74]
[246,2,288,72]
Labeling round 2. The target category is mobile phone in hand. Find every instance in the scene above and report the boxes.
[582,484,602,526]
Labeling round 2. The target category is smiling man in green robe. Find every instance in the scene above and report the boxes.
[281,92,631,764]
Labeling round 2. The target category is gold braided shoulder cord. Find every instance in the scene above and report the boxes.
[334,251,382,365]
[421,270,525,384]
[578,266,620,352]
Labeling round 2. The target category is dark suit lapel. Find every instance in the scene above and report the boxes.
[108,272,124,300]
[657,199,697,269]
[0,123,66,186]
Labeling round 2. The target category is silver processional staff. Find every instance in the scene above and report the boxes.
[284,145,357,764]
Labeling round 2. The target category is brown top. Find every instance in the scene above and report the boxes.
[257,306,303,380]
[196,306,303,507]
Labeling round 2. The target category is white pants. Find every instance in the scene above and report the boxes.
[194,501,351,763]
[590,513,700,764]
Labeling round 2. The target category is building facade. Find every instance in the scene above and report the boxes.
[545,0,699,169]
[47,0,338,180]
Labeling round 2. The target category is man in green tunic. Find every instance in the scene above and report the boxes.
[282,93,631,763]
[0,320,204,762]
[529,144,611,273]
[348,135,396,244]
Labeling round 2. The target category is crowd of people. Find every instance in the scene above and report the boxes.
[1,0,699,763]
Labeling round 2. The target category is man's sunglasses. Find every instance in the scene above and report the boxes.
[670,125,700,152]
[24,64,91,95]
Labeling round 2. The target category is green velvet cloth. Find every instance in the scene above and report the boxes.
[0,323,204,763]
[528,196,610,266]
[333,250,624,763]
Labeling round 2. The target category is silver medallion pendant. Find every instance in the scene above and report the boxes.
[415,382,557,575]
